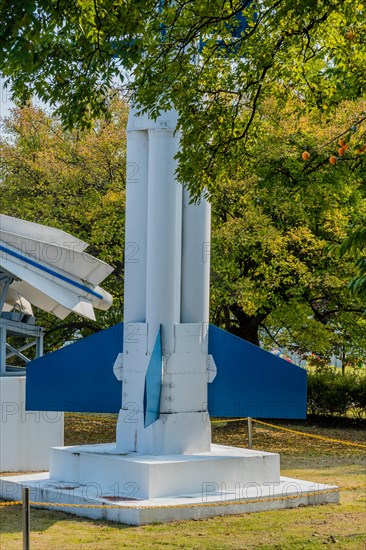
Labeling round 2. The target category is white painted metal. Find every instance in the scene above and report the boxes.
[0,232,113,320]
[0,325,6,375]
[117,109,212,455]
[0,255,98,320]
[112,352,124,381]
[0,230,113,286]
[8,280,71,320]
[89,286,113,311]
[123,113,149,324]
[118,322,154,453]
[117,322,211,455]
[0,214,88,251]
[207,354,217,383]
[181,190,211,324]
[145,127,182,353]
[0,318,43,375]
[160,324,208,414]
[0,276,12,313]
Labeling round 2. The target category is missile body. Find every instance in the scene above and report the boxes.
[116,108,212,454]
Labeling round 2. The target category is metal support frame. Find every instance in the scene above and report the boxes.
[0,318,44,375]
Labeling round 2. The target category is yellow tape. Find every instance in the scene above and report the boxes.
[251,419,366,450]
[28,488,339,510]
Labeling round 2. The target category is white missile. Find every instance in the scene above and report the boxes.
[116,108,213,455]
[181,187,211,326]
[0,215,113,320]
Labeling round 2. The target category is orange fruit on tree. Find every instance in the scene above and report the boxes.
[343,144,349,150]
[329,156,337,165]
[346,30,355,40]
[302,151,310,160]
[339,138,346,147]
[338,147,345,156]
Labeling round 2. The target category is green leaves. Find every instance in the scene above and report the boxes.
[0,0,365,354]
[1,0,365,176]
[340,224,366,295]
[0,99,128,350]
[209,96,366,354]
[0,0,147,128]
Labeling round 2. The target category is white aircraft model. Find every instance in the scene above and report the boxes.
[0,215,113,321]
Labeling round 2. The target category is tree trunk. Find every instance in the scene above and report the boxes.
[229,305,268,347]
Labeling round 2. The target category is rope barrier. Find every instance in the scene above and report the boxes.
[251,419,366,450]
[211,417,366,449]
[211,417,248,424]
[0,488,343,511]
[65,414,366,449]
[0,486,362,511]
[0,500,22,507]
[65,414,117,423]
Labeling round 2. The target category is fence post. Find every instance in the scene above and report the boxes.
[22,486,30,550]
[248,417,253,449]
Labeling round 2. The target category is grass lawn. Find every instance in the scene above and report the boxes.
[0,415,365,549]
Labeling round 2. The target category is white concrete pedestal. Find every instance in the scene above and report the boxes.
[0,443,339,524]
[49,443,280,499]
[0,376,64,472]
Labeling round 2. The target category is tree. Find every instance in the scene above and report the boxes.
[1,98,364,359]
[1,2,365,354]
[209,96,366,354]
[0,100,128,350]
[0,1,365,197]
[339,223,366,296]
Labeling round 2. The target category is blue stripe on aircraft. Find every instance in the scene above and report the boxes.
[0,243,103,300]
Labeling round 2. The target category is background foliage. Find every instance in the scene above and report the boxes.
[0,100,127,350]
[1,98,365,365]
[0,0,365,361]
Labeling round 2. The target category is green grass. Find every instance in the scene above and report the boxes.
[1,415,365,549]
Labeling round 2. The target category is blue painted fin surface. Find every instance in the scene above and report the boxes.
[208,324,307,419]
[26,322,306,418]
[144,328,163,428]
[26,323,123,413]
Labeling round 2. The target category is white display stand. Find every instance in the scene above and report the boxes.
[49,443,280,499]
[0,376,63,472]
[0,451,338,525]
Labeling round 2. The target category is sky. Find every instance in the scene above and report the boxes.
[0,77,14,120]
